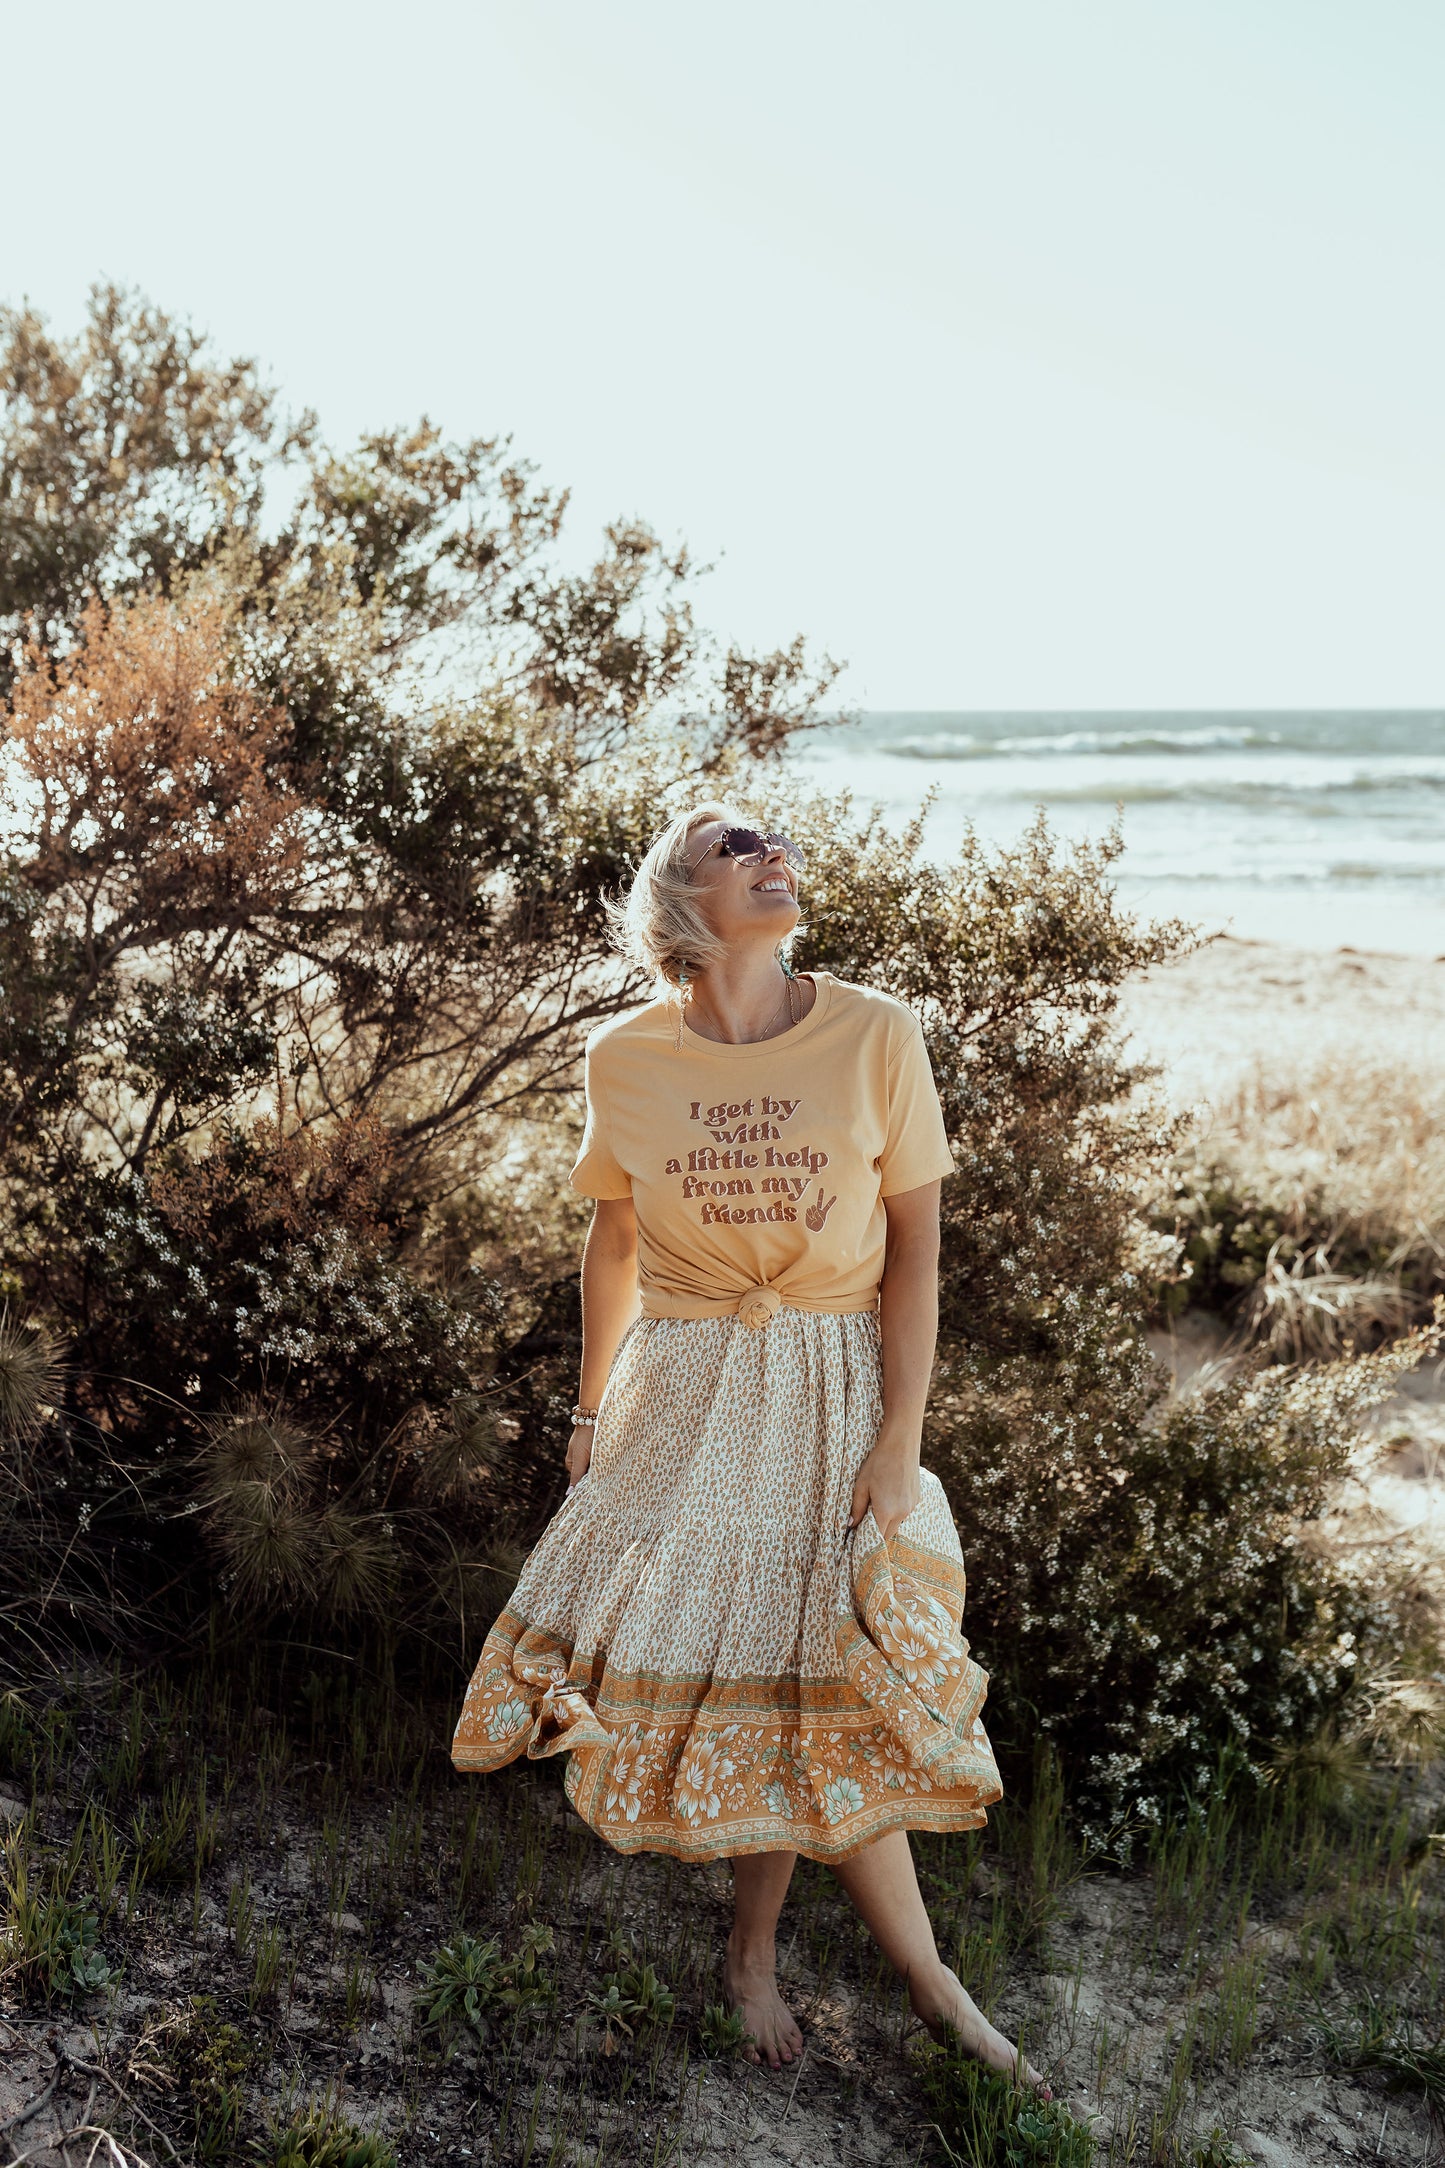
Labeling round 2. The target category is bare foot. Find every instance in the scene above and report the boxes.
[722,1929,804,2070]
[909,1961,1052,2098]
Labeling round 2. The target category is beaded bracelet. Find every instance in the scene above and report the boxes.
[570,1404,599,1428]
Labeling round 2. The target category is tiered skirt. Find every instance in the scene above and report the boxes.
[451,1308,1003,1861]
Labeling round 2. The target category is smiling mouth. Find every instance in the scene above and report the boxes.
[753,876,793,896]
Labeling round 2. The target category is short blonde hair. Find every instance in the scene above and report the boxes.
[604,801,806,993]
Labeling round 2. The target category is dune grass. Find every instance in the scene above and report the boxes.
[1154,1051,1445,1360]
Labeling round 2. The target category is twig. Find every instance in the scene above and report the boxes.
[6,2122,148,2168]
[63,2057,184,2165]
[777,2044,808,2126]
[1,2047,184,2168]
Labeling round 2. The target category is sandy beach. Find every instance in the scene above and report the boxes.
[1116,931,1445,1108]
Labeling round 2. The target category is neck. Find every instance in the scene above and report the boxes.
[686,946,796,1043]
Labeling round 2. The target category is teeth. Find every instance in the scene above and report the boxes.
[756,879,789,892]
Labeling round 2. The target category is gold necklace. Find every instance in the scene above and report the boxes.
[687,967,796,1045]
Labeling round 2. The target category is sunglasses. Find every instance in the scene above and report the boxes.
[686,826,805,877]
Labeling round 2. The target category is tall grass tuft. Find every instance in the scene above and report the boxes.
[1238,1241,1415,1365]
[196,1403,395,1620]
[0,1305,62,1444]
[1155,1049,1445,1340]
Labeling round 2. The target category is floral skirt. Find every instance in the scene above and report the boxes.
[450,1308,1003,1862]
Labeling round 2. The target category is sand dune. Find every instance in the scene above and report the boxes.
[1116,931,1445,1108]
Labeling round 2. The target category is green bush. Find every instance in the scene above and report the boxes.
[1148,1156,1403,1320]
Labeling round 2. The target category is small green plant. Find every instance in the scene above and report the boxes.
[912,2036,1095,2168]
[585,1932,677,2054]
[142,1997,251,2163]
[1196,1950,1264,2070]
[609,1958,675,2026]
[0,1831,113,2003]
[83,1804,125,1919]
[697,2001,750,2059]
[0,1689,39,1783]
[130,1773,220,1886]
[416,1922,556,2047]
[226,1869,256,1953]
[251,2101,396,2168]
[1192,2135,1255,2168]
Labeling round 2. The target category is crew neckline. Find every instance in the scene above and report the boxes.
[678,971,834,1058]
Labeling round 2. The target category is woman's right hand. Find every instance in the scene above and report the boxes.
[565,1422,594,1489]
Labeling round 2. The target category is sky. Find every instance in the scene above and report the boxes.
[4,1,1442,710]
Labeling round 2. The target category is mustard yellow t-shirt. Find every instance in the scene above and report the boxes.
[569,972,955,1319]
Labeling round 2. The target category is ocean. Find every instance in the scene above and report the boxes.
[788,710,1445,957]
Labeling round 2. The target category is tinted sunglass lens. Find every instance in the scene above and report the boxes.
[720,828,768,862]
[722,828,803,868]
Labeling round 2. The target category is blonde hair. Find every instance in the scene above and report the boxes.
[603,800,806,996]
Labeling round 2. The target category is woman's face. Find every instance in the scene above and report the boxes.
[684,821,801,950]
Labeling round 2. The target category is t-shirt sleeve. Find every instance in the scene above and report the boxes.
[568,1043,633,1199]
[877,1021,955,1197]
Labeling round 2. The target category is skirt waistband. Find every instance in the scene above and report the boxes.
[639,1285,880,1330]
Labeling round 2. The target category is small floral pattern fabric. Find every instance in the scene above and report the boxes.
[451,1307,1003,1861]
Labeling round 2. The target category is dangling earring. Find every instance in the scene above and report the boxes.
[674,961,689,1052]
[775,943,796,979]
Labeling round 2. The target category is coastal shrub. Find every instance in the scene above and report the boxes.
[791,791,1195,1362]
[0,291,836,1659]
[927,1305,1444,1831]
[784,788,1444,1816]
[36,1118,503,1433]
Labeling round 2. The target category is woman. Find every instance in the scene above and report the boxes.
[452,802,1044,2088]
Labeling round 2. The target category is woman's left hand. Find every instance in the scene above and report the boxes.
[847,1437,922,1544]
